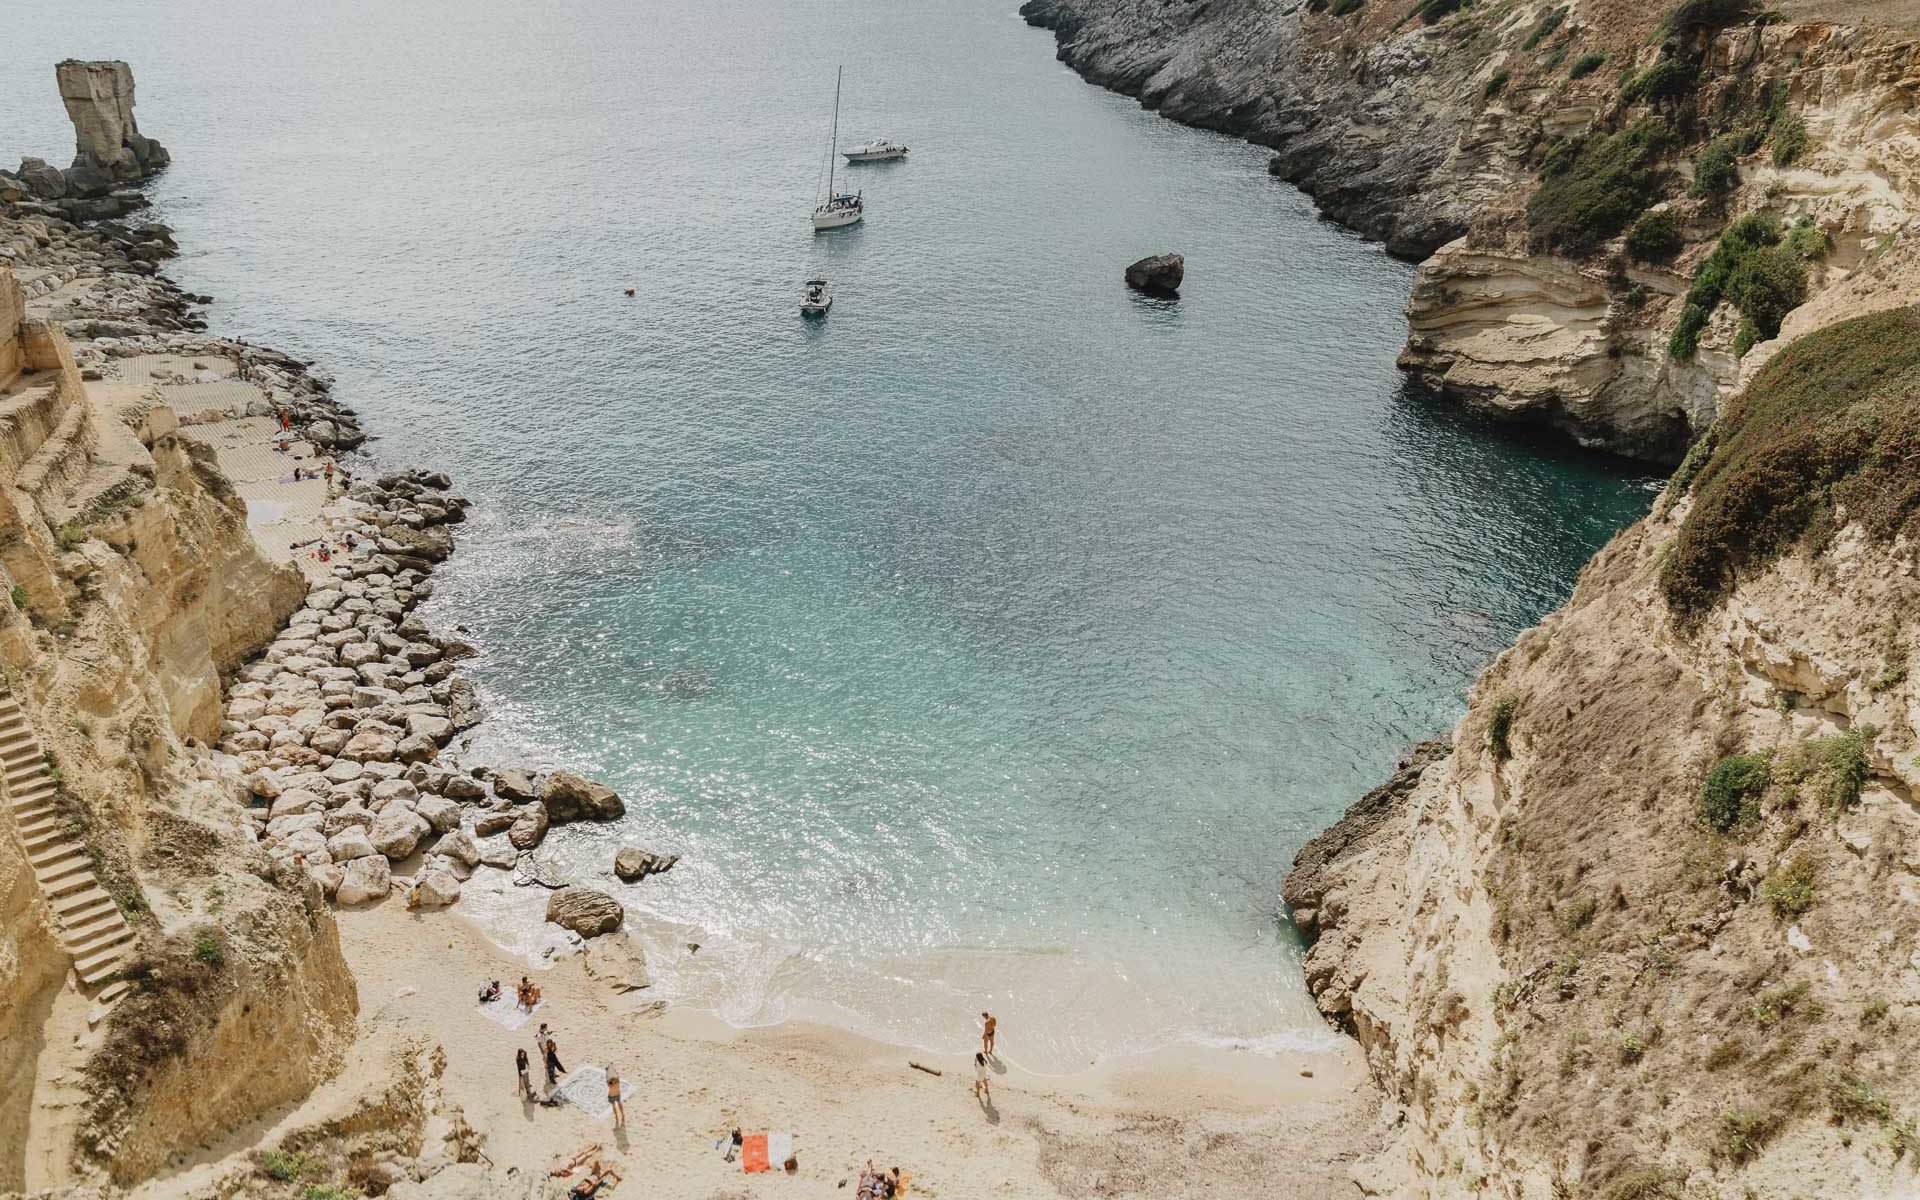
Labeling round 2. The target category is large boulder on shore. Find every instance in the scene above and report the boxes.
[541,771,625,824]
[1124,253,1184,296]
[545,887,625,937]
[613,846,679,883]
[369,807,430,859]
[492,768,539,804]
[336,854,392,905]
[507,803,549,850]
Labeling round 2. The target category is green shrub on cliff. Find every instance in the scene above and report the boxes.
[1483,70,1510,100]
[1660,307,1920,621]
[1527,122,1668,256]
[1569,52,1607,79]
[1689,134,1746,196]
[1623,58,1698,105]
[1487,695,1518,761]
[1725,244,1808,339]
[1784,215,1829,260]
[1770,107,1808,164]
[1669,212,1791,359]
[1776,730,1869,816]
[1700,751,1769,832]
[1626,210,1684,263]
[1657,0,1760,41]
[1762,855,1816,916]
[1522,6,1567,50]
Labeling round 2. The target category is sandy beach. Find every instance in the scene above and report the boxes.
[309,898,1382,1199]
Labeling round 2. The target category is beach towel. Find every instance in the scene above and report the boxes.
[741,1134,770,1174]
[478,996,540,1030]
[549,1065,612,1119]
[766,1133,793,1168]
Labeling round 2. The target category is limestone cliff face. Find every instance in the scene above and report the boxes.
[1284,302,1920,1196]
[1025,1,1920,462]
[0,267,351,1189]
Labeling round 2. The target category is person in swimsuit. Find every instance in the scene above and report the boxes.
[981,1012,996,1058]
[972,1052,990,1104]
[607,1068,625,1128]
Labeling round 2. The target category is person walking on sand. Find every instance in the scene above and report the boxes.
[972,1051,991,1104]
[544,1033,567,1085]
[516,1047,533,1099]
[607,1068,625,1128]
[981,1011,997,1058]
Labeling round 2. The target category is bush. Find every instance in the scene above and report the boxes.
[1762,855,1816,916]
[1784,215,1829,260]
[1659,0,1760,40]
[1623,58,1699,105]
[1718,1106,1772,1162]
[192,933,225,969]
[1331,0,1364,14]
[1488,696,1518,760]
[1484,70,1510,100]
[1411,0,1464,22]
[1700,752,1769,831]
[1660,308,1920,619]
[1569,52,1607,79]
[1523,6,1568,49]
[56,524,88,552]
[1668,211,1785,360]
[1690,134,1746,196]
[1626,210,1684,262]
[1776,730,1868,815]
[1770,107,1808,164]
[7,584,25,613]
[259,1150,326,1181]
[1526,122,1668,256]
[1726,244,1808,339]
[1733,316,1759,358]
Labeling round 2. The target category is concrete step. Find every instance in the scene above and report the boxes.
[11,782,58,809]
[68,921,131,960]
[37,861,97,900]
[88,979,132,1027]
[60,894,121,934]
[51,884,113,918]
[74,943,130,986]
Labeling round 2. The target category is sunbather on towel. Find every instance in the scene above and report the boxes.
[569,1161,622,1198]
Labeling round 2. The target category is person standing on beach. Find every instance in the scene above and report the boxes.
[607,1068,625,1128]
[516,1047,532,1099]
[972,1051,991,1104]
[981,1011,997,1058]
[544,1033,567,1085]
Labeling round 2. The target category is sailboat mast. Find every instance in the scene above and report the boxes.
[828,65,842,198]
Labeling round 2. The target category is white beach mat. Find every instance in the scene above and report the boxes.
[478,996,540,1030]
[550,1065,611,1119]
[767,1132,793,1166]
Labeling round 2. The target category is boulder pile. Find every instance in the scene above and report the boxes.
[226,467,628,907]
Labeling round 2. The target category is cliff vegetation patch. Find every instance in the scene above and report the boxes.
[1527,122,1668,256]
[1699,751,1768,832]
[1661,307,1920,620]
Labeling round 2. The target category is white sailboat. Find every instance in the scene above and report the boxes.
[812,66,864,231]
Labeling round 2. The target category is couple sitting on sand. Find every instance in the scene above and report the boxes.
[516,975,543,1012]
[857,1161,909,1197]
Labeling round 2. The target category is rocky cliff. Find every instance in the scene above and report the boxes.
[3,60,169,223]
[1024,0,1920,462]
[1282,279,1920,1195]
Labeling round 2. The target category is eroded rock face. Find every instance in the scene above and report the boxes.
[55,60,169,196]
[545,887,624,937]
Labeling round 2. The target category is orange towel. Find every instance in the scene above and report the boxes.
[741,1133,770,1173]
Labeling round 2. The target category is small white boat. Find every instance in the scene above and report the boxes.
[801,278,832,316]
[844,138,908,163]
[811,67,865,232]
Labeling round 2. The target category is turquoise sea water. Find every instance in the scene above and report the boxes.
[8,0,1657,1069]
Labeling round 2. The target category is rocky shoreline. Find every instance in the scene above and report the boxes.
[3,80,648,946]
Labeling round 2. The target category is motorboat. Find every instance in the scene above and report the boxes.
[801,278,833,316]
[844,138,908,163]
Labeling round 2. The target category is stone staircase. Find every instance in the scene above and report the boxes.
[0,694,135,993]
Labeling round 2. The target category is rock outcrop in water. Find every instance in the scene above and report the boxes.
[57,61,169,195]
[1125,252,1184,295]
